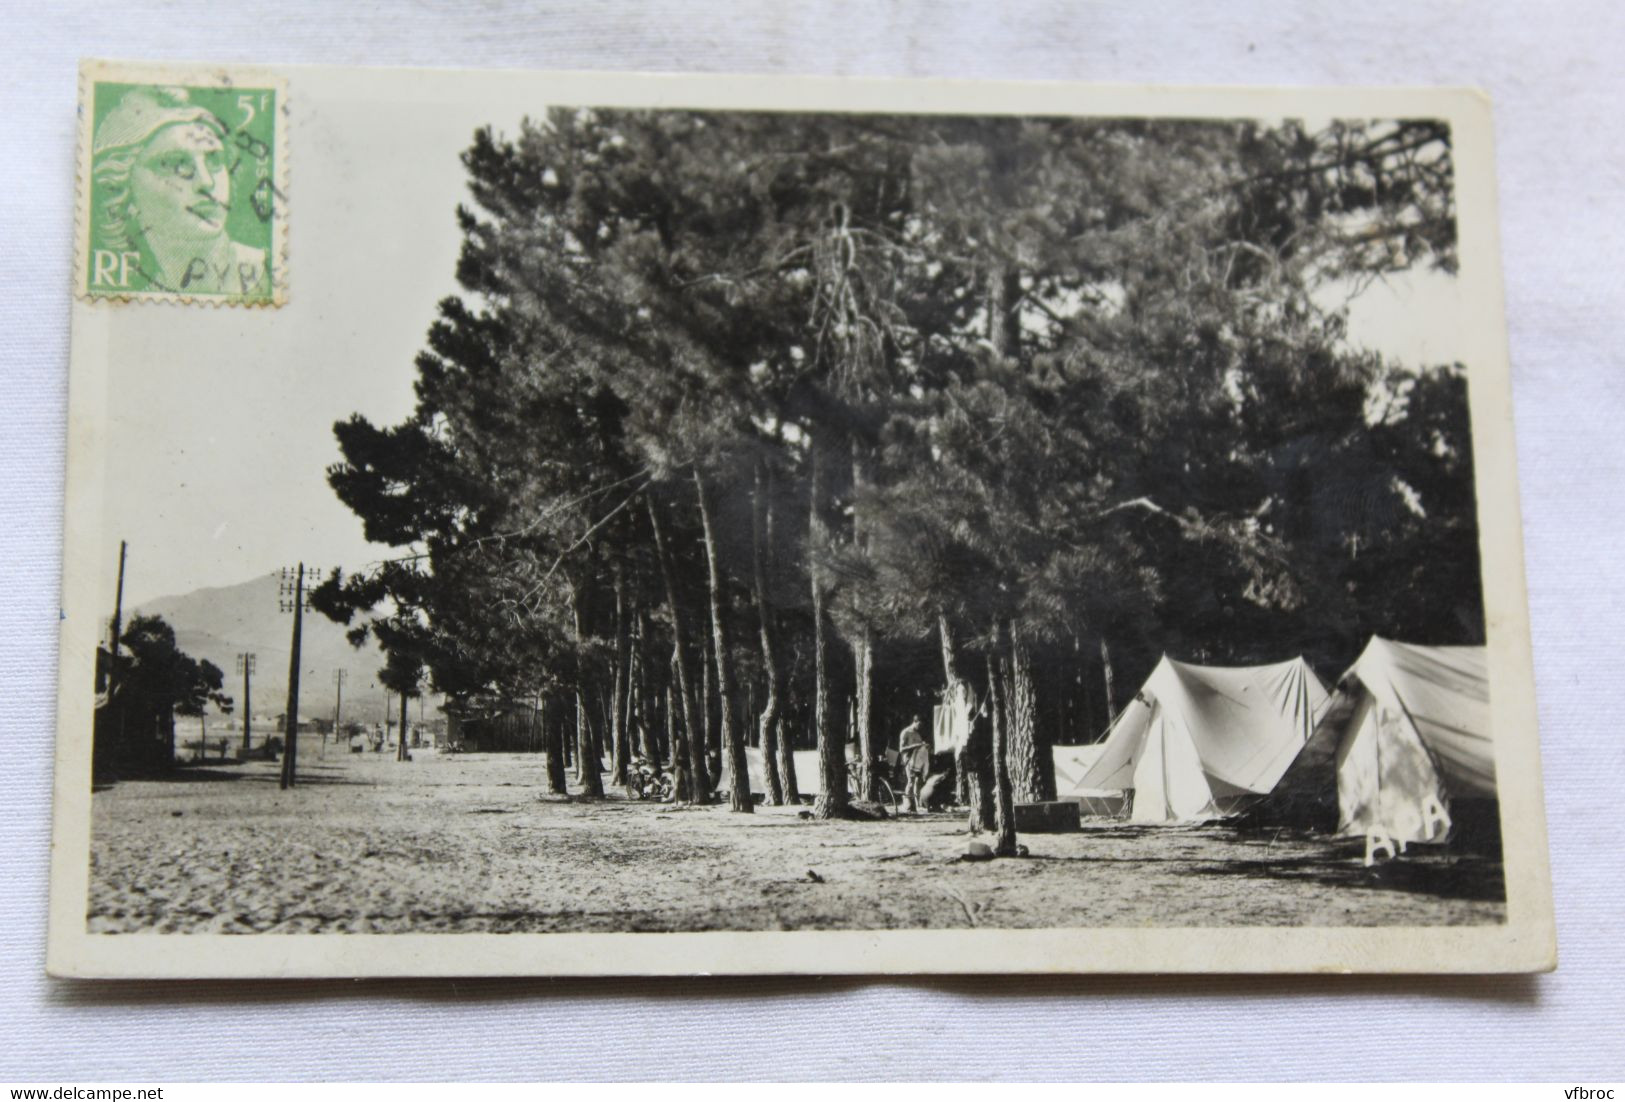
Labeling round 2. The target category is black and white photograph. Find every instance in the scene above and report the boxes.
[49,64,1552,977]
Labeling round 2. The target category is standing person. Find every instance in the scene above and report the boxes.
[898,717,930,812]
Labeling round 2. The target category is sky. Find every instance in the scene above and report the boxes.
[85,89,1467,610]
[93,95,528,608]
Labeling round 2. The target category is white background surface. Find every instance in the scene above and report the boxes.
[3,0,1622,1082]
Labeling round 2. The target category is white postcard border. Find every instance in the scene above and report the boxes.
[48,66,1554,977]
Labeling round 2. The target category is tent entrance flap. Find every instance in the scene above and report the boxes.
[1077,655,1330,824]
[1130,711,1220,822]
[1327,637,1493,844]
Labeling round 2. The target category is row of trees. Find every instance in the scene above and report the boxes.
[315,110,1482,854]
[93,614,231,774]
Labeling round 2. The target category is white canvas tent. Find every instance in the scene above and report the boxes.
[1051,744,1127,816]
[742,747,829,796]
[1075,656,1330,823]
[1323,637,1493,844]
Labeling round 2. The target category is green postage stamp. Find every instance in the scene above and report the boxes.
[76,61,288,305]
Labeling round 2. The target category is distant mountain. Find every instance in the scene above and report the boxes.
[132,571,411,724]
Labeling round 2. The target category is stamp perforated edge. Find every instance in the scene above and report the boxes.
[74,59,289,307]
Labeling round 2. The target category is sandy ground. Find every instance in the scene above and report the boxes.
[87,751,1506,934]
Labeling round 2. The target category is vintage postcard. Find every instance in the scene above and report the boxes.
[49,61,1555,977]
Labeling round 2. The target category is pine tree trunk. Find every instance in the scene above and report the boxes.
[1073,630,1095,740]
[750,460,787,806]
[648,496,710,801]
[595,677,610,763]
[694,469,753,814]
[770,472,799,806]
[940,612,968,810]
[689,660,710,795]
[1036,645,1058,802]
[571,584,605,798]
[777,705,801,805]
[810,439,848,819]
[709,647,722,764]
[637,612,663,764]
[665,675,691,801]
[611,565,631,786]
[699,631,713,760]
[758,651,786,804]
[544,693,568,794]
[1100,635,1118,723]
[851,438,879,802]
[968,732,995,831]
[989,265,1023,359]
[589,681,609,773]
[940,612,993,831]
[1006,620,1043,802]
[854,628,877,801]
[397,691,410,761]
[686,649,710,797]
[988,621,1019,856]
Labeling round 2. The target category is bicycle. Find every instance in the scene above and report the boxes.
[627,755,676,802]
[846,753,902,815]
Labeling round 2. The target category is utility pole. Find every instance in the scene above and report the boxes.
[277,564,319,790]
[107,541,127,695]
[107,541,128,748]
[235,653,256,753]
[333,668,346,739]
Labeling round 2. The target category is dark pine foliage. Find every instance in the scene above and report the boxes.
[316,110,1481,834]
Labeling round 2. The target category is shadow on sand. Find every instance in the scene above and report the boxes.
[93,762,373,792]
[1172,848,1506,904]
[92,767,248,793]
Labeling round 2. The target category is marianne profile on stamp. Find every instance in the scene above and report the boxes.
[90,85,269,298]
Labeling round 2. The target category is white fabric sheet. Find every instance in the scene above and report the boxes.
[1331,638,1492,842]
